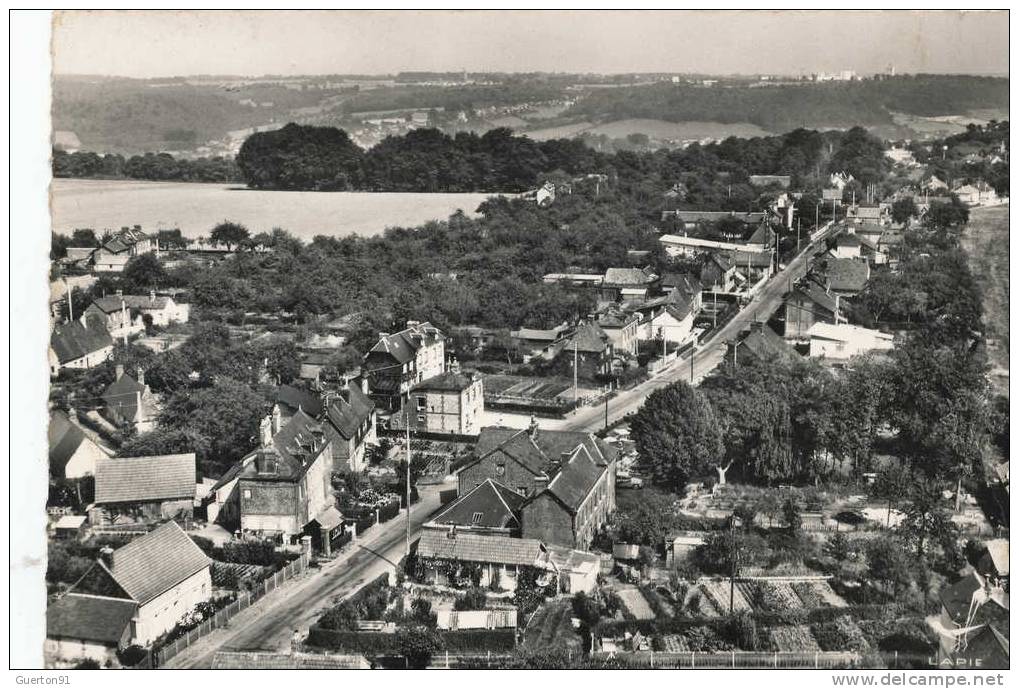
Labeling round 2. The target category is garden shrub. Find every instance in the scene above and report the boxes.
[454,587,489,611]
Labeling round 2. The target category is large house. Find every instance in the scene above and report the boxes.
[363,321,445,411]
[92,453,197,525]
[415,529,557,592]
[275,381,378,473]
[933,572,1009,669]
[631,294,695,345]
[457,424,617,550]
[85,292,189,336]
[600,267,659,303]
[424,479,526,538]
[400,365,484,436]
[48,409,112,479]
[208,410,342,550]
[595,308,641,356]
[784,280,842,341]
[92,226,158,273]
[46,521,212,654]
[549,322,613,379]
[49,316,114,375]
[101,365,155,433]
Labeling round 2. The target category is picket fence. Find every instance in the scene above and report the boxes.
[590,650,862,669]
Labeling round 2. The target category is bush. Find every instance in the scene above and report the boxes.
[116,645,148,668]
[454,587,489,611]
[317,573,392,630]
[73,658,101,669]
[410,598,438,628]
[396,626,444,668]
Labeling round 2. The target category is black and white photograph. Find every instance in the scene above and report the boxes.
[8,8,1012,675]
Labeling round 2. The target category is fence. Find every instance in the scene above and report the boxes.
[151,552,309,667]
[590,650,862,669]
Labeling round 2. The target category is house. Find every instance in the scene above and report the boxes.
[546,546,600,594]
[83,294,142,338]
[551,322,613,378]
[321,381,377,473]
[101,365,155,433]
[436,609,517,631]
[784,280,842,340]
[542,272,604,294]
[954,182,999,207]
[92,226,158,273]
[659,210,766,231]
[601,267,659,303]
[748,174,791,188]
[659,233,771,259]
[426,479,526,537]
[977,540,1009,587]
[807,322,894,361]
[832,233,862,259]
[93,453,197,525]
[519,443,612,550]
[631,294,695,345]
[659,272,703,312]
[829,171,855,190]
[49,409,111,479]
[45,593,137,665]
[400,364,484,436]
[53,514,88,540]
[822,188,844,204]
[595,308,641,356]
[934,572,1009,669]
[727,322,798,368]
[885,147,917,166]
[847,205,888,224]
[508,324,572,361]
[363,321,445,411]
[415,529,557,592]
[700,253,736,292]
[52,521,213,649]
[730,249,775,281]
[666,533,707,567]
[822,257,871,296]
[85,292,189,336]
[923,175,950,192]
[49,316,114,375]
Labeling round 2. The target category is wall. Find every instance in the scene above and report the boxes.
[458,453,540,498]
[240,480,299,535]
[44,637,119,666]
[520,493,575,548]
[64,439,106,479]
[301,447,333,525]
[132,567,213,647]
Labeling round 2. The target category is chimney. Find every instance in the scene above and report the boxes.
[137,368,145,386]
[360,375,370,396]
[259,415,273,448]
[115,364,125,380]
[99,546,114,567]
[449,358,461,374]
[272,405,282,434]
[149,290,156,303]
[528,415,539,440]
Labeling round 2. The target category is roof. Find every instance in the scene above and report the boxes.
[48,410,89,475]
[511,327,566,342]
[852,206,885,219]
[824,258,871,293]
[547,546,601,575]
[791,281,839,315]
[263,410,330,479]
[563,322,610,354]
[748,174,791,188]
[436,609,517,630]
[475,429,551,477]
[50,317,113,364]
[822,188,843,200]
[596,309,640,329]
[940,572,1010,626]
[417,528,548,567]
[660,234,768,254]
[660,272,703,294]
[324,383,375,440]
[603,267,657,286]
[91,294,172,313]
[310,506,344,531]
[367,321,443,365]
[276,384,324,418]
[983,540,1009,576]
[102,372,147,423]
[746,222,776,246]
[54,515,88,530]
[706,252,735,272]
[662,210,766,224]
[106,521,211,605]
[730,249,774,268]
[431,479,525,530]
[544,445,606,512]
[528,428,616,468]
[836,233,862,247]
[808,322,893,345]
[739,324,798,362]
[94,453,196,505]
[411,370,478,393]
[46,594,136,644]
[211,652,370,669]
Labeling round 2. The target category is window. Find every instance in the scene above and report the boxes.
[471,512,484,525]
[416,396,427,411]
[417,414,426,424]
[243,489,251,500]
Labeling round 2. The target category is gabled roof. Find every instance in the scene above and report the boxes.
[94,453,196,505]
[324,383,375,440]
[50,317,113,364]
[102,372,147,423]
[544,445,606,512]
[940,572,1010,626]
[265,410,329,478]
[739,324,798,363]
[836,233,862,247]
[563,322,610,354]
[730,249,773,268]
[411,370,478,393]
[49,410,99,476]
[596,309,640,329]
[91,295,172,313]
[528,428,617,468]
[983,540,1009,576]
[367,322,443,365]
[604,267,657,286]
[660,272,703,294]
[276,384,324,418]
[475,429,551,477]
[746,222,776,246]
[791,281,839,315]
[431,479,524,530]
[705,252,735,272]
[47,594,136,644]
[662,210,766,224]
[824,258,871,293]
[105,521,211,605]
[417,528,549,567]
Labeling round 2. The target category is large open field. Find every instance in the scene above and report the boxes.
[962,204,1010,396]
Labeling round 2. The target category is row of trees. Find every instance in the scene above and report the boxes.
[52,149,241,183]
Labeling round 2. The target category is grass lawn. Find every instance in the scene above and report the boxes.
[962,204,1009,396]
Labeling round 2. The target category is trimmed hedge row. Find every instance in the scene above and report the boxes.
[306,626,516,654]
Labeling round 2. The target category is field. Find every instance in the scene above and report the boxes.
[616,587,655,620]
[522,600,581,652]
[483,375,573,400]
[962,204,1010,395]
[523,121,595,141]
[585,119,772,141]
[51,178,497,240]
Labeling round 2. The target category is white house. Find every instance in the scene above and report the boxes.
[807,322,894,361]
[49,410,112,479]
[632,297,695,345]
[49,316,114,376]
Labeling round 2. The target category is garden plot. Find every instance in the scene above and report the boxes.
[523,600,580,651]
[658,634,691,653]
[616,587,655,620]
[700,580,752,614]
[768,626,822,653]
[812,581,848,608]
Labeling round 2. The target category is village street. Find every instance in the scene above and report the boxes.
[164,483,445,669]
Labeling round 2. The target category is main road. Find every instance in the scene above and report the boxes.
[556,222,840,432]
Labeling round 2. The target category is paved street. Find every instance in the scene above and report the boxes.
[164,484,445,668]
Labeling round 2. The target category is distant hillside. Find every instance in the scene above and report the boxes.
[566,75,1009,134]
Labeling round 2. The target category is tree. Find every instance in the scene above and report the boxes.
[898,480,957,561]
[781,498,802,533]
[395,626,443,668]
[615,489,676,545]
[870,463,911,526]
[122,253,168,292]
[891,197,918,225]
[865,538,914,596]
[631,381,724,491]
[209,221,250,251]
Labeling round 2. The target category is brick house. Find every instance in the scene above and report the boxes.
[400,365,483,436]
[363,321,445,411]
[47,521,212,652]
[92,453,197,524]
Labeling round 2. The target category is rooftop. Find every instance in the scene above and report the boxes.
[104,521,211,606]
[411,370,479,393]
[50,317,113,365]
[46,594,137,644]
[430,479,525,530]
[417,528,550,567]
[94,453,196,505]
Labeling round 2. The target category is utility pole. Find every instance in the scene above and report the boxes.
[729,516,739,614]
[797,217,802,254]
[689,345,695,384]
[604,387,609,430]
[405,408,411,558]
[65,280,73,321]
[573,339,578,407]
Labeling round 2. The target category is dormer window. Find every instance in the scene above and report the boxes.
[471,512,484,525]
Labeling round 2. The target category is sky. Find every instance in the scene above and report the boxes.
[53,10,1009,78]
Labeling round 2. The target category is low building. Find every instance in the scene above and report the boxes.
[748,174,791,188]
[727,322,798,369]
[847,205,889,225]
[509,324,572,361]
[547,546,600,594]
[86,292,189,333]
[666,533,707,567]
[51,521,213,649]
[601,267,659,303]
[45,594,137,665]
[48,409,111,479]
[401,365,483,436]
[832,233,863,259]
[954,182,999,206]
[784,280,842,341]
[49,316,114,375]
[415,529,557,592]
[100,365,155,433]
[92,453,197,524]
[53,515,88,540]
[807,322,894,361]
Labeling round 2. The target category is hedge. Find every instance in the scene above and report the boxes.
[306,626,516,654]
[440,629,516,652]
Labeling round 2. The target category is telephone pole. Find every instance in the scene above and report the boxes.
[405,408,411,558]
[573,339,578,407]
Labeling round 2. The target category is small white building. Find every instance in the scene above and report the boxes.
[49,409,112,479]
[807,322,894,361]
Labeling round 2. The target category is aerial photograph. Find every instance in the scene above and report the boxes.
[19,9,1011,674]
